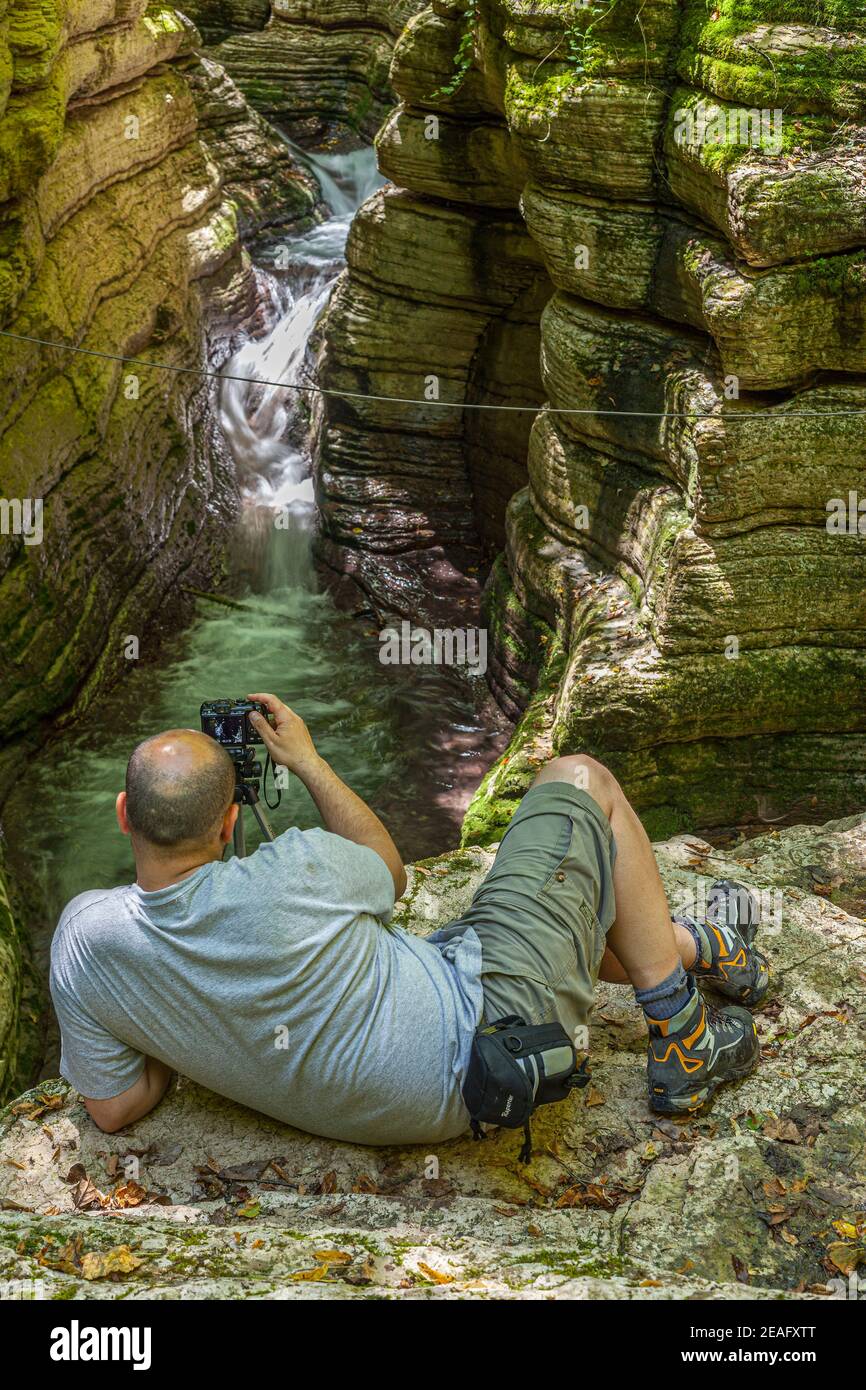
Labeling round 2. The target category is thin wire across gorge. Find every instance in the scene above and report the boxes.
[2,326,866,420]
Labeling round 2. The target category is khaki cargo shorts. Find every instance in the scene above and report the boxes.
[441,781,618,1045]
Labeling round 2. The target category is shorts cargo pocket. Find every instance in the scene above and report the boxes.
[537,823,591,927]
[536,827,605,982]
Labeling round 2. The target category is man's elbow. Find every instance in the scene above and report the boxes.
[83,1096,134,1133]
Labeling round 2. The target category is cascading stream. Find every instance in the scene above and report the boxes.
[2,145,509,1053]
[218,146,383,594]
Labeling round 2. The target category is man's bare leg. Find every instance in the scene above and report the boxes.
[530,752,761,1113]
[532,754,691,990]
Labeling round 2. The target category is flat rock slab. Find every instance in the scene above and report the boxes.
[1,819,864,1300]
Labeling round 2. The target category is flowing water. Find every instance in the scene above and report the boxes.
[2,145,509,998]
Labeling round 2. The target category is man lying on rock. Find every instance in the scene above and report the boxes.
[50,692,769,1146]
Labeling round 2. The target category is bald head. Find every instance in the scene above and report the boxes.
[125,731,236,850]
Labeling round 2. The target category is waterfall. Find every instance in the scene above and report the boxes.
[218,145,384,591]
[0,144,508,952]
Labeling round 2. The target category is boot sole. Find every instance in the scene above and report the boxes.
[648,1050,760,1116]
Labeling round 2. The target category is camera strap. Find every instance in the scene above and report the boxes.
[461,1015,591,1163]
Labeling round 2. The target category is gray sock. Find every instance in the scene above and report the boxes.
[635,962,695,1021]
[676,915,712,970]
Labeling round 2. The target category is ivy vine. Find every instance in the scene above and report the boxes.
[434,0,480,98]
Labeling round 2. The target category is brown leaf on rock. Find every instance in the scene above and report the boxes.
[418,1261,454,1285]
[111,1180,148,1209]
[732,1255,750,1284]
[267,1160,295,1186]
[291,1264,331,1281]
[763,1177,787,1199]
[80,1245,144,1281]
[826,1242,865,1275]
[556,1182,616,1210]
[38,1235,84,1274]
[11,1093,65,1121]
[765,1208,797,1227]
[763,1117,801,1143]
[71,1175,110,1212]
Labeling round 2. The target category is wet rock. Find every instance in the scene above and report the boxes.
[0,816,863,1298]
[185,54,322,241]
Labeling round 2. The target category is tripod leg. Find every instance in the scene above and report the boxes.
[249,801,275,843]
[233,812,247,858]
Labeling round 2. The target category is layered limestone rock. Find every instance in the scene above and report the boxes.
[0,4,321,761]
[312,184,549,625]
[181,0,429,141]
[0,1,320,1095]
[0,855,40,1104]
[311,3,551,624]
[0,1,253,757]
[1,814,863,1299]
[313,0,866,841]
[185,51,321,242]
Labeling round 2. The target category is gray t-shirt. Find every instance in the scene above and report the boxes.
[49,828,483,1144]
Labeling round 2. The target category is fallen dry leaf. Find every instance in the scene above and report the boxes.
[111,1180,148,1209]
[37,1235,84,1275]
[763,1117,801,1143]
[80,1245,144,1281]
[417,1261,454,1285]
[832,1220,860,1240]
[826,1242,864,1275]
[10,1093,65,1121]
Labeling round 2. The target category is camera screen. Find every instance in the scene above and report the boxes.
[203,715,245,746]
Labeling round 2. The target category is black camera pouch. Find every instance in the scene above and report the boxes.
[462,1015,590,1163]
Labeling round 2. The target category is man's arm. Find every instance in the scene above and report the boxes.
[83,1058,173,1134]
[247,692,407,897]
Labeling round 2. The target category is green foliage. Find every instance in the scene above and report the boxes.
[565,0,623,78]
[434,0,479,97]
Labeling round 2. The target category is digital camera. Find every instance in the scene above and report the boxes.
[200,699,267,749]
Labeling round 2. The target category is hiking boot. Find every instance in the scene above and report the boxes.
[674,878,770,1007]
[647,986,760,1115]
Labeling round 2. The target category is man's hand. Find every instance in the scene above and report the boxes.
[247,692,320,776]
[246,691,406,897]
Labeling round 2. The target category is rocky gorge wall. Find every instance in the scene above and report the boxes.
[0,0,322,1097]
[181,0,429,140]
[313,0,866,844]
